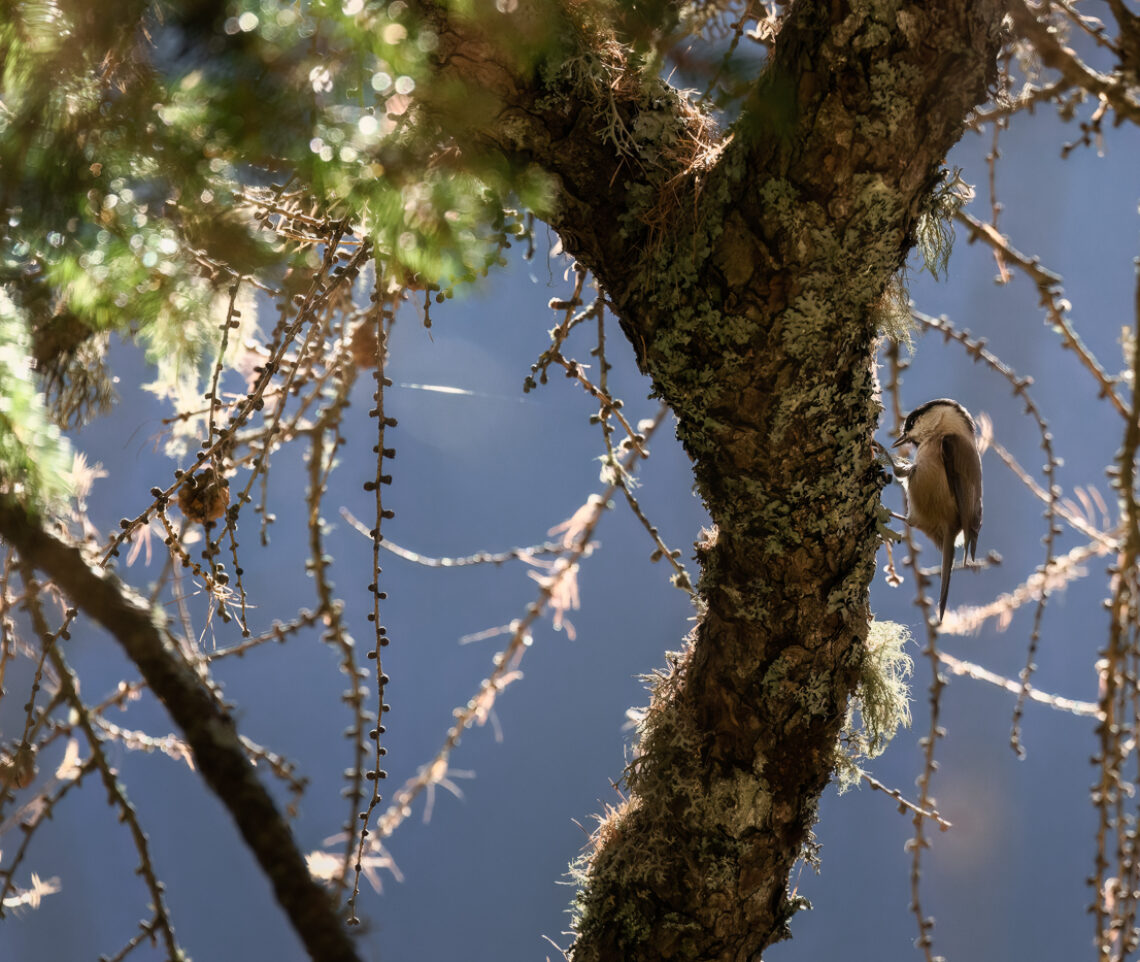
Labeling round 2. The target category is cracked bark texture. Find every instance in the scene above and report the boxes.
[422,1,1004,959]
[0,1,1004,959]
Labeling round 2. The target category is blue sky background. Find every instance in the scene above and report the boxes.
[2,52,1139,962]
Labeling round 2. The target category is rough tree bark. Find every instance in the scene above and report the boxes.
[0,1,1005,960]
[422,1,1005,959]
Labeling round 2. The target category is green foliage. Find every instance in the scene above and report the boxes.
[873,273,914,345]
[0,0,556,349]
[0,0,563,497]
[0,292,72,505]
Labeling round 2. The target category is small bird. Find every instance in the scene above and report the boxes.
[891,398,983,622]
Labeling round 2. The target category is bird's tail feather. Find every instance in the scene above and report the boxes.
[938,534,956,622]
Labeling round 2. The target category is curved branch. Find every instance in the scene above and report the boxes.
[1009,0,1140,123]
[0,497,361,962]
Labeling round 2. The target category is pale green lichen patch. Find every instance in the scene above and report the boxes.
[835,618,913,791]
[570,647,769,954]
[868,59,925,137]
[914,167,973,279]
[780,290,832,359]
[705,769,774,835]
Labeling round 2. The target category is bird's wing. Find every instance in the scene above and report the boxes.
[941,432,983,560]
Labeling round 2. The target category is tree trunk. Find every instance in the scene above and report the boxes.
[424,1,1005,958]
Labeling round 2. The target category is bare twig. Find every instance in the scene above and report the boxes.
[0,496,361,962]
[938,652,1100,717]
[862,772,953,831]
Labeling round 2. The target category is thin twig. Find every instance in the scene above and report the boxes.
[862,772,953,831]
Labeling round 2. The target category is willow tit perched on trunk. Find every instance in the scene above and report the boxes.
[891,398,983,622]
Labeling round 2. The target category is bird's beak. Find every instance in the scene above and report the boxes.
[891,433,909,449]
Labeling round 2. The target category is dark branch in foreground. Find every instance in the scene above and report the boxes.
[0,496,361,962]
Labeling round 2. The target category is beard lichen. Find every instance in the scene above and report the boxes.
[835,618,913,792]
